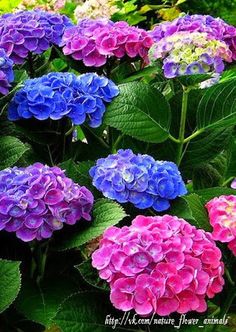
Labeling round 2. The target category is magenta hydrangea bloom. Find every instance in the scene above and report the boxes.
[206,195,236,256]
[0,10,73,64]
[0,163,94,242]
[149,14,236,60]
[92,215,224,316]
[61,18,153,67]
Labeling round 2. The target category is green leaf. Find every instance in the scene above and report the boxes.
[16,279,77,327]
[225,137,236,178]
[51,58,68,72]
[167,197,193,220]
[178,74,211,87]
[197,78,236,130]
[182,128,232,171]
[183,194,211,231]
[195,187,236,204]
[0,259,21,313]
[75,260,108,291]
[0,136,29,170]
[120,66,161,83]
[56,199,127,251]
[104,82,171,143]
[54,291,138,332]
[59,159,95,193]
[192,164,222,190]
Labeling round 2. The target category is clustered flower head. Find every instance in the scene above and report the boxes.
[8,72,119,128]
[149,31,232,78]
[149,14,236,60]
[89,149,187,212]
[0,10,73,64]
[92,215,224,316]
[74,0,119,21]
[0,163,94,242]
[16,0,66,11]
[61,18,153,67]
[0,48,14,95]
[231,178,236,189]
[206,195,236,256]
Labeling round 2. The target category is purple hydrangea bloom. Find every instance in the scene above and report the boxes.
[231,179,236,189]
[61,18,153,67]
[0,10,73,64]
[0,48,14,95]
[89,149,187,212]
[8,72,119,128]
[149,31,232,79]
[149,14,236,60]
[0,163,94,242]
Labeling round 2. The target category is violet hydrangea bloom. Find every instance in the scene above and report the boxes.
[149,31,232,78]
[0,48,14,95]
[231,178,236,189]
[206,195,236,256]
[149,14,236,60]
[8,72,119,128]
[0,10,73,64]
[61,18,153,67]
[92,215,224,316]
[0,163,94,242]
[89,149,187,211]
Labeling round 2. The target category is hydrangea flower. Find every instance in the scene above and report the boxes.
[92,215,224,316]
[16,0,66,12]
[231,178,236,189]
[61,18,153,67]
[149,14,236,60]
[0,10,73,64]
[0,163,94,242]
[74,0,119,21]
[8,72,119,128]
[149,31,232,78]
[0,48,14,95]
[89,149,187,211]
[206,195,236,256]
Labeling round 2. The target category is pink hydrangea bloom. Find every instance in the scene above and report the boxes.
[92,215,224,316]
[206,195,236,256]
[61,19,153,67]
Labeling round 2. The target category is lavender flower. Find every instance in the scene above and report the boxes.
[149,31,232,78]
[0,10,73,64]
[8,72,119,128]
[0,48,14,95]
[149,14,236,60]
[0,163,94,242]
[89,149,187,212]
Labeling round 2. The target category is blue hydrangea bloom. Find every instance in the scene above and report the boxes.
[89,149,187,212]
[0,48,14,95]
[8,72,119,128]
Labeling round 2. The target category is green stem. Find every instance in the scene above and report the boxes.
[47,145,54,166]
[222,177,234,187]
[209,307,221,318]
[225,267,235,286]
[28,53,35,78]
[176,87,190,166]
[169,134,180,144]
[112,135,124,153]
[219,287,236,318]
[65,125,75,137]
[36,243,49,285]
[183,129,204,143]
